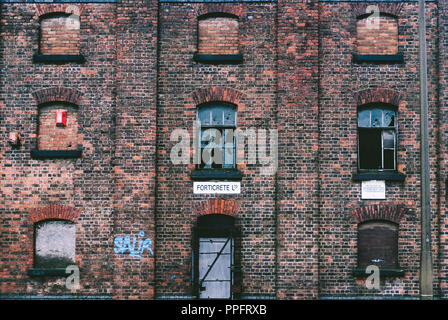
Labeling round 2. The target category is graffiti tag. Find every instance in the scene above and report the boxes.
[114,231,153,259]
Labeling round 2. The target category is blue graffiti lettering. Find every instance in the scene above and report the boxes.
[113,231,153,259]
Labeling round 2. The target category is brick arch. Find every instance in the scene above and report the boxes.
[352,204,409,224]
[197,4,243,19]
[354,88,402,107]
[30,204,82,223]
[194,199,240,217]
[353,3,403,19]
[35,4,85,19]
[192,87,243,106]
[33,87,82,106]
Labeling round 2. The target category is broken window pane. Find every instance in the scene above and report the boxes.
[198,104,236,169]
[359,129,382,169]
[358,106,397,170]
[384,110,395,127]
[371,108,383,127]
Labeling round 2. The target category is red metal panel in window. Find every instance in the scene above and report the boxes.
[55,110,67,127]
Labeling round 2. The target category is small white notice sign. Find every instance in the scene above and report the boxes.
[193,181,241,195]
[361,180,386,200]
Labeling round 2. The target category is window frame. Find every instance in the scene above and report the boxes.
[196,103,237,170]
[357,104,398,172]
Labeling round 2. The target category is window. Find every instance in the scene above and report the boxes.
[38,103,79,151]
[358,105,396,170]
[353,14,403,63]
[40,14,80,55]
[357,15,398,55]
[198,16,239,55]
[194,14,242,64]
[358,221,398,269]
[198,104,236,169]
[34,13,84,63]
[34,220,76,269]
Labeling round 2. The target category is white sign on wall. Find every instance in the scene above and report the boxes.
[193,181,241,195]
[361,180,386,200]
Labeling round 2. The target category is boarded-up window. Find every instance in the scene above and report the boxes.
[198,16,239,55]
[38,103,79,150]
[193,214,239,299]
[358,221,398,269]
[35,220,75,268]
[40,14,80,55]
[199,237,233,299]
[357,15,398,55]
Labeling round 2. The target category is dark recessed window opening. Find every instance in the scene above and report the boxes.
[358,105,397,171]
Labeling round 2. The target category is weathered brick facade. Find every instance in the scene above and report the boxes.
[0,0,447,300]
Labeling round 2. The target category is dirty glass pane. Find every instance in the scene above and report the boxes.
[223,108,236,126]
[223,147,235,168]
[35,220,75,268]
[382,130,395,149]
[358,109,370,127]
[212,108,223,126]
[371,109,383,127]
[199,108,211,126]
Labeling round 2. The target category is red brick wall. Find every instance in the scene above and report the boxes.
[38,104,78,150]
[157,2,277,299]
[357,16,398,55]
[112,0,158,299]
[0,3,117,297]
[198,16,239,55]
[275,0,320,299]
[438,0,448,299]
[0,0,447,300]
[318,2,440,297]
[40,15,80,55]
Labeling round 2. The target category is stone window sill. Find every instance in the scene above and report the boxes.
[353,171,405,182]
[352,268,405,278]
[33,54,85,64]
[28,268,69,277]
[191,169,242,181]
[352,53,404,64]
[193,53,243,64]
[31,149,82,159]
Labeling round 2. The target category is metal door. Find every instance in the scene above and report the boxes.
[198,237,233,299]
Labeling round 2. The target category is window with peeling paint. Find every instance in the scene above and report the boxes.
[198,103,237,169]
